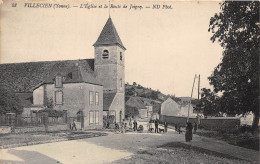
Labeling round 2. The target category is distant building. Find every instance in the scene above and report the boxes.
[126,97,147,118]
[160,97,181,116]
[143,100,153,117]
[179,104,197,117]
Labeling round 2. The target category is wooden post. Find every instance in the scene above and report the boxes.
[197,74,200,117]
[187,74,196,122]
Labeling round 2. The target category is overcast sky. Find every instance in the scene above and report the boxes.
[1,0,223,97]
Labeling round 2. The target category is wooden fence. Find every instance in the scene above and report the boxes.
[0,115,67,127]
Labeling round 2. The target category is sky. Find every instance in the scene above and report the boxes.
[0,0,223,97]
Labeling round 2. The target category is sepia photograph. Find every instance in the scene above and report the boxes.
[0,0,259,163]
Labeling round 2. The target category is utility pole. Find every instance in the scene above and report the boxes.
[187,74,196,122]
[197,74,200,117]
[109,0,111,18]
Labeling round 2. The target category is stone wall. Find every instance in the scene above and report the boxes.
[94,45,125,93]
[14,124,68,133]
[108,93,125,123]
[159,115,198,127]
[33,85,44,105]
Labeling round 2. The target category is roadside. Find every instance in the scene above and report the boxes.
[0,130,107,149]
[139,120,259,163]
[196,129,259,151]
[1,120,258,163]
[113,143,249,164]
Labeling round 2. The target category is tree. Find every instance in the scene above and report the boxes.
[125,106,139,117]
[0,86,23,115]
[150,91,158,100]
[208,1,259,132]
[197,88,222,117]
[125,87,135,97]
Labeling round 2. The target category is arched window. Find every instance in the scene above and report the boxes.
[102,50,109,59]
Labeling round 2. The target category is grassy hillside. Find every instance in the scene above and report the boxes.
[125,82,196,104]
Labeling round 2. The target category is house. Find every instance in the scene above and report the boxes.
[32,60,103,129]
[143,100,153,117]
[0,17,126,129]
[126,97,148,118]
[179,104,197,117]
[160,97,181,116]
[139,97,153,117]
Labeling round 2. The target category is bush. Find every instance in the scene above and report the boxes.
[200,118,240,131]
[239,125,252,133]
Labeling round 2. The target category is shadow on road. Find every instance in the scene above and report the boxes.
[1,149,59,164]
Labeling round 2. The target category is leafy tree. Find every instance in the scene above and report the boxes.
[0,86,23,115]
[125,87,135,97]
[208,1,259,132]
[197,88,222,117]
[137,84,143,89]
[125,106,139,117]
[150,91,158,100]
[152,103,161,114]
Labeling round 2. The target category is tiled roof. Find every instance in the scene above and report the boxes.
[103,92,116,111]
[41,59,101,87]
[93,18,126,50]
[126,97,146,109]
[16,93,33,107]
[0,59,100,92]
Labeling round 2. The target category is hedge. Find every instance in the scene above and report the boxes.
[200,117,240,131]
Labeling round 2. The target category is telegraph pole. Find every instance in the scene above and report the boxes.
[197,74,200,117]
[187,74,196,122]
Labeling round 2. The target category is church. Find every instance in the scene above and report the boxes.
[0,17,126,129]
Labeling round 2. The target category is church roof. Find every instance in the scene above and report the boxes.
[0,59,100,93]
[103,92,116,111]
[93,18,126,50]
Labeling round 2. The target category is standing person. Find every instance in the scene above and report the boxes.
[71,119,77,131]
[185,121,193,142]
[147,120,151,132]
[193,122,197,134]
[121,119,125,133]
[133,120,137,131]
[129,117,132,129]
[164,121,168,133]
[154,119,159,133]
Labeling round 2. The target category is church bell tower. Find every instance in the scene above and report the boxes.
[93,17,126,122]
[93,17,126,94]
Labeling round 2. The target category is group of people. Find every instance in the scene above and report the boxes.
[120,118,168,133]
[147,119,168,133]
[120,118,141,133]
